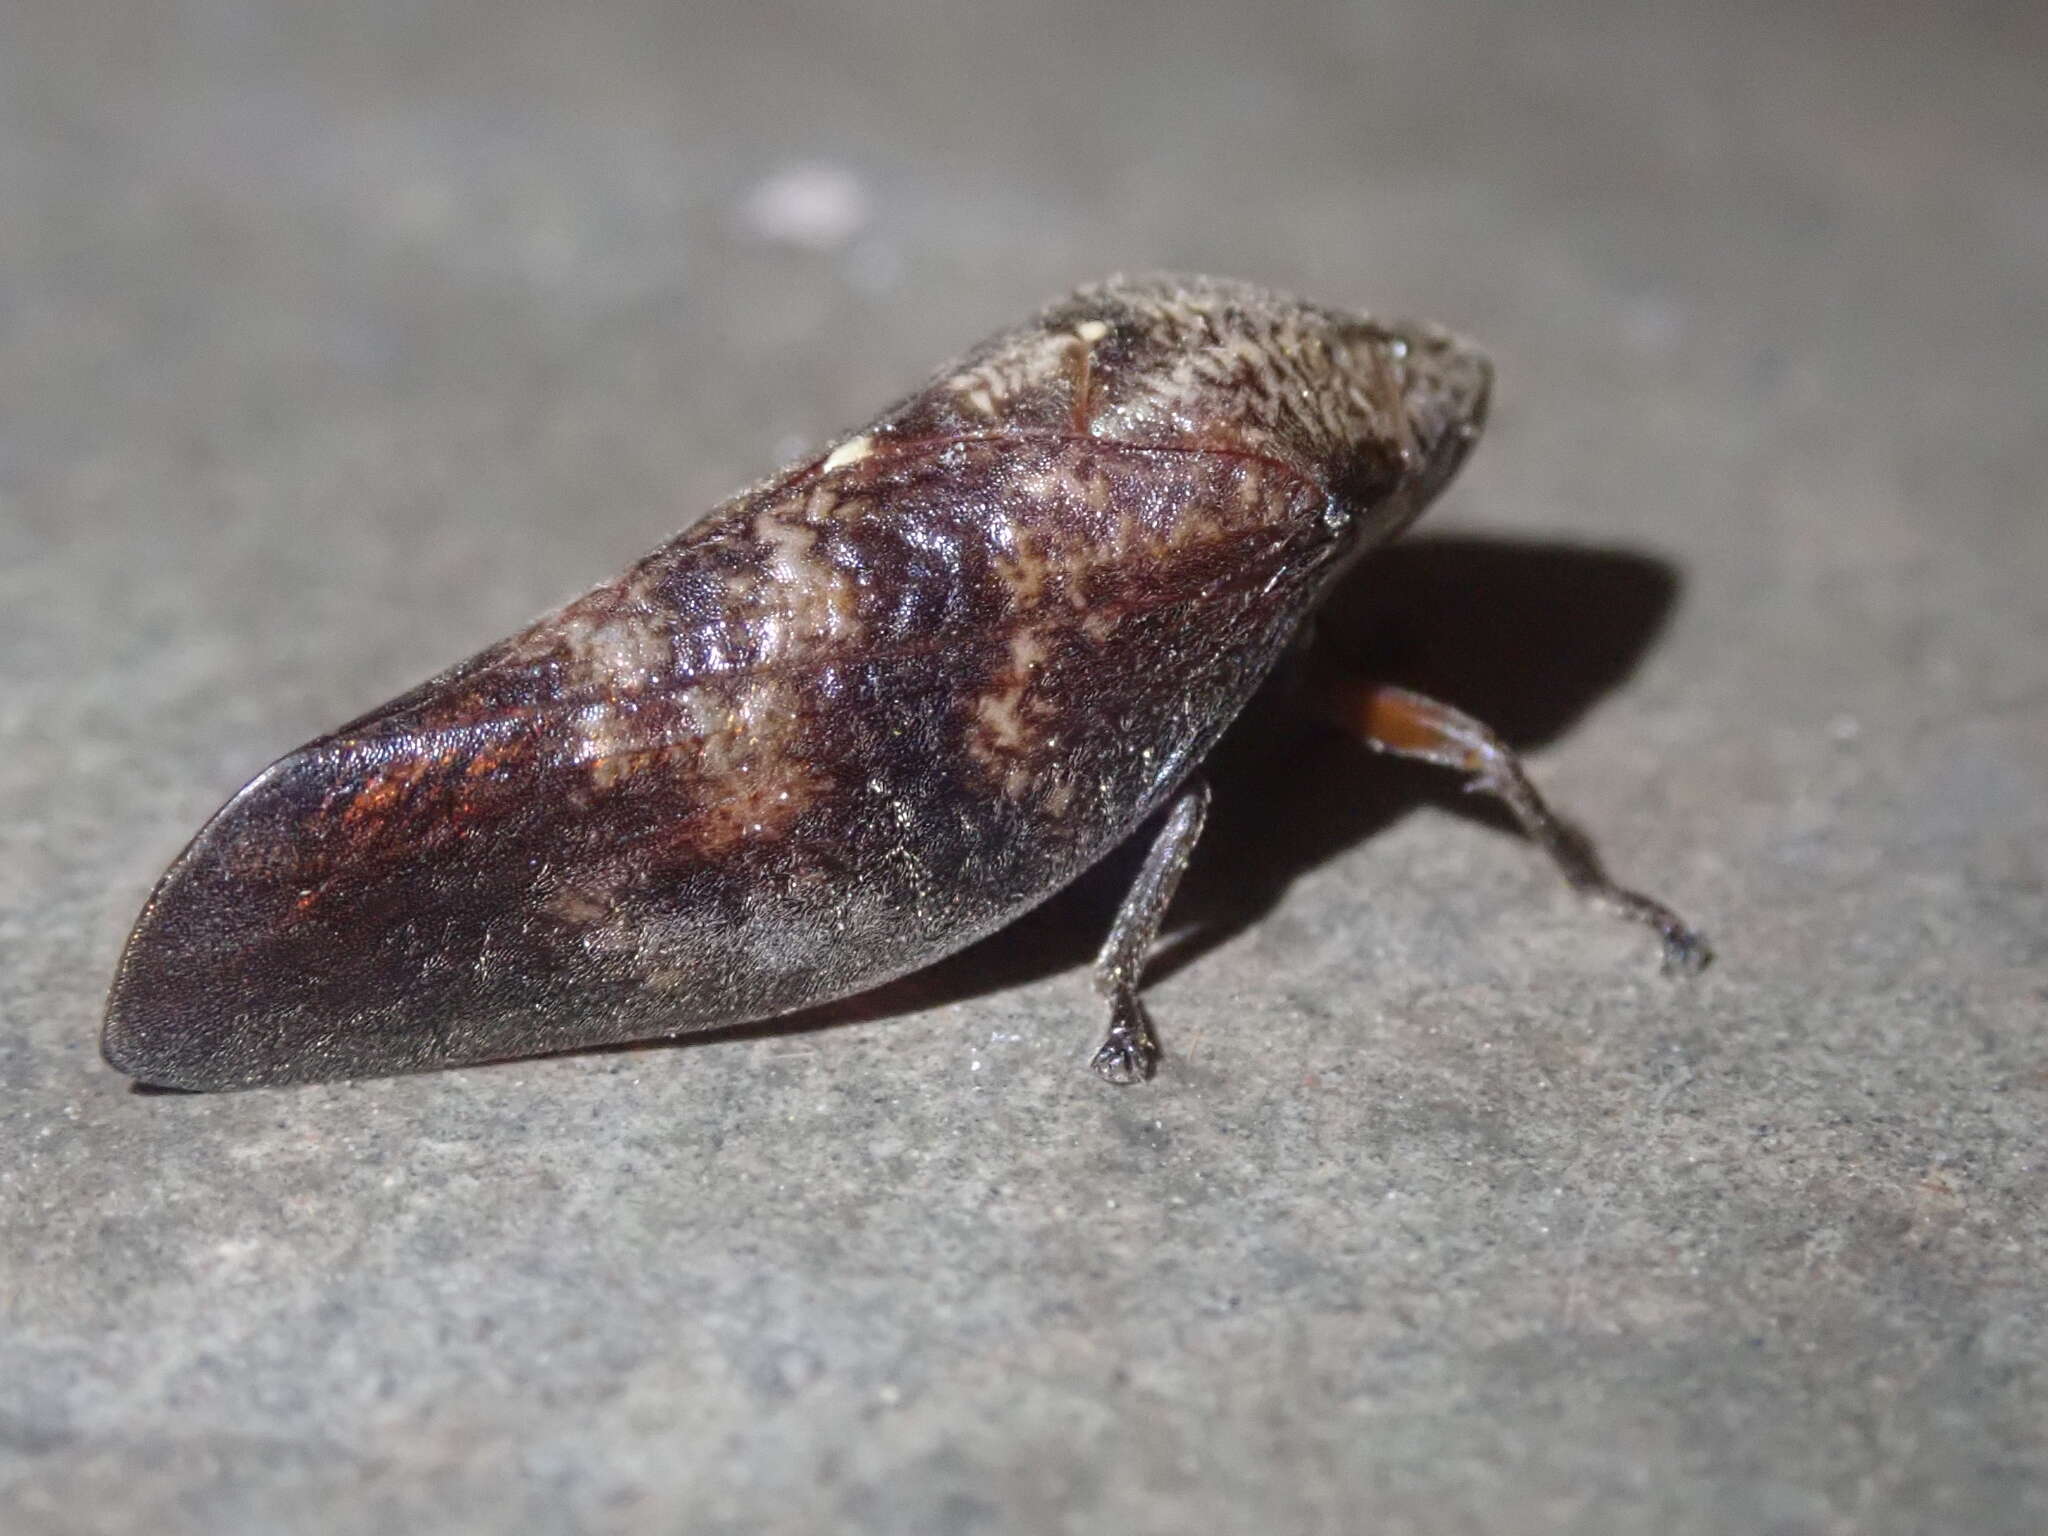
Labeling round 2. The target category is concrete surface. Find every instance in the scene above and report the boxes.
[3,1,2044,1532]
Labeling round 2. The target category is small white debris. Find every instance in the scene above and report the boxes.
[734,163,873,252]
[821,435,874,473]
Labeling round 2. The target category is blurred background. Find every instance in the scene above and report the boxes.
[3,3,2044,1533]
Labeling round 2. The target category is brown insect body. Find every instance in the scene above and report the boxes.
[105,275,1494,1089]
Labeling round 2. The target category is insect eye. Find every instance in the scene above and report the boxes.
[1331,440,1409,510]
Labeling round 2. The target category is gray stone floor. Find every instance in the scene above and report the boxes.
[3,2,2044,1531]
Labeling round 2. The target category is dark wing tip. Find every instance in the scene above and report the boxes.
[98,745,404,1093]
[98,703,634,1092]
[103,833,269,1093]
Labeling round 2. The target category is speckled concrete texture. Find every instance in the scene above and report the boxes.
[3,2,2044,1532]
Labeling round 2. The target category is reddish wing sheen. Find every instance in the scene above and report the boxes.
[104,430,1338,1087]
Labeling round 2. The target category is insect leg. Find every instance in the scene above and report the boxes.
[1089,778,1211,1083]
[1326,681,1710,973]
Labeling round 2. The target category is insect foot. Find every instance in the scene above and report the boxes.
[1091,990,1160,1085]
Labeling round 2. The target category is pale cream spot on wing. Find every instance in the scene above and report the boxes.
[578,670,828,850]
[673,674,826,854]
[1040,776,1077,816]
[754,510,817,572]
[968,627,1052,789]
[542,884,613,926]
[753,511,864,652]
[1054,456,1097,506]
[1012,465,1063,503]
[1112,509,1140,556]
[993,534,1051,605]
[509,603,673,689]
[1167,503,1227,549]
[573,701,664,788]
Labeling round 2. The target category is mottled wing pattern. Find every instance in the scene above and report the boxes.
[105,429,1336,1087]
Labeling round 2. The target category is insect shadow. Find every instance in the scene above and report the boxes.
[604,531,1685,1066]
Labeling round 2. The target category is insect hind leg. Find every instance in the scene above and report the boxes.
[1326,680,1711,973]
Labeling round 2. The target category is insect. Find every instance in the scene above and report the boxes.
[103,274,1707,1091]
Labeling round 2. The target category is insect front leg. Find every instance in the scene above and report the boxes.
[1324,680,1711,973]
[1089,778,1211,1084]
